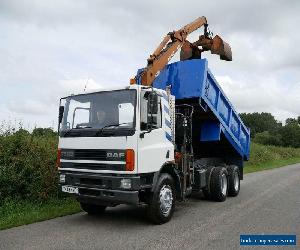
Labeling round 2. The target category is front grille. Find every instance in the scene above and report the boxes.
[73,163,106,170]
[74,149,107,160]
[60,149,126,161]
[60,162,125,171]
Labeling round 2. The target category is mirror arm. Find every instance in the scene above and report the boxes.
[140,129,152,138]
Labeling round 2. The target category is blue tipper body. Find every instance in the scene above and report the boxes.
[138,59,250,160]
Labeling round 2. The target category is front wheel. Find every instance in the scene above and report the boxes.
[80,203,106,215]
[147,173,175,224]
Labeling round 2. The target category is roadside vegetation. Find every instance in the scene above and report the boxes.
[0,113,300,230]
[0,125,80,230]
[0,198,80,230]
[245,143,300,173]
[240,112,300,148]
[240,112,300,172]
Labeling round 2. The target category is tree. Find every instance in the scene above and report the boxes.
[32,128,57,137]
[285,118,298,126]
[14,128,30,136]
[239,112,282,138]
[253,131,282,146]
[279,123,300,148]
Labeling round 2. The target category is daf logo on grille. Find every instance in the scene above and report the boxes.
[107,152,125,158]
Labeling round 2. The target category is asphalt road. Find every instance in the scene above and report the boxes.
[1,164,300,250]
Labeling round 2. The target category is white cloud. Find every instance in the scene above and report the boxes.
[0,0,299,128]
[59,78,104,96]
[216,75,300,122]
[8,99,52,115]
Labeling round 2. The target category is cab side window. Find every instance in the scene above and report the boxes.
[140,90,162,131]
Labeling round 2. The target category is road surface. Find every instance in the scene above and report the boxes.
[1,164,300,250]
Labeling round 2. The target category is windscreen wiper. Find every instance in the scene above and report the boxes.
[61,128,77,137]
[62,126,92,137]
[96,123,130,136]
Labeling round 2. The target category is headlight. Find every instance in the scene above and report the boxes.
[120,178,131,189]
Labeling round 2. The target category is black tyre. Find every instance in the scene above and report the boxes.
[227,165,240,197]
[147,173,175,224]
[201,166,215,200]
[80,203,106,215]
[210,167,228,202]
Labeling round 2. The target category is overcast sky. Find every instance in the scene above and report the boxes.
[0,0,299,130]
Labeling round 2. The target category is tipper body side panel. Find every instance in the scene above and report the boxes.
[152,59,250,160]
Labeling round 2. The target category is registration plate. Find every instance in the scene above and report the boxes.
[62,185,78,194]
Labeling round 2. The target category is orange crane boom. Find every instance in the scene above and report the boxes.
[132,16,232,86]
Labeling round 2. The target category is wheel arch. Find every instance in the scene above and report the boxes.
[152,162,182,200]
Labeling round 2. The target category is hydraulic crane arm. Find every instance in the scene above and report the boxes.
[132,16,232,86]
[150,16,208,60]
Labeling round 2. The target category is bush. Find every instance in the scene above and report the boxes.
[32,127,57,137]
[240,112,300,148]
[253,131,282,146]
[240,112,282,138]
[279,123,300,148]
[246,143,300,167]
[0,130,59,205]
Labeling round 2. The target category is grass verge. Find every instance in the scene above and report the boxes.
[245,157,300,173]
[244,143,300,173]
[0,197,81,230]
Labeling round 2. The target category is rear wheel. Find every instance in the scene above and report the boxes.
[201,166,214,200]
[80,203,106,215]
[210,167,228,202]
[227,165,240,197]
[147,173,175,224]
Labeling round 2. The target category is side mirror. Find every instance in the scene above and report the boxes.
[140,91,159,135]
[147,92,158,115]
[59,106,64,124]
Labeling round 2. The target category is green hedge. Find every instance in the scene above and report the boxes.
[0,131,59,204]
[246,143,300,166]
[245,143,300,173]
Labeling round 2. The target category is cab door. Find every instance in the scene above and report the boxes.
[137,89,174,174]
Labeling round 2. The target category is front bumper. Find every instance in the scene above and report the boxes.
[59,171,141,205]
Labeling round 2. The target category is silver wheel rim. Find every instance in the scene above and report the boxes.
[221,173,228,196]
[159,185,173,216]
[234,171,239,191]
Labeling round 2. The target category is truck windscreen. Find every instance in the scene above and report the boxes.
[59,89,136,137]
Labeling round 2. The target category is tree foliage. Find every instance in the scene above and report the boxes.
[0,127,59,204]
[280,122,300,148]
[239,112,282,138]
[240,112,300,148]
[32,127,57,137]
[253,131,282,146]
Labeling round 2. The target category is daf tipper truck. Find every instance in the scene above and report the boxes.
[57,17,250,224]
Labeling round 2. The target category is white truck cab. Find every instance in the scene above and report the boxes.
[58,84,178,223]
